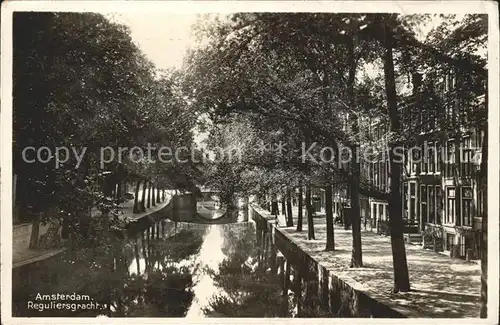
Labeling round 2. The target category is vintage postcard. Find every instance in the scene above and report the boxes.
[1,1,499,324]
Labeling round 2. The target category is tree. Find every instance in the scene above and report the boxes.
[185,13,487,295]
[286,189,293,227]
[325,184,334,251]
[382,19,410,292]
[13,12,200,242]
[305,185,315,240]
[133,180,141,214]
[297,186,303,232]
[140,180,148,212]
[364,13,487,292]
[14,12,161,239]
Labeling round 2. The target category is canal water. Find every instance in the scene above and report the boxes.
[12,198,333,318]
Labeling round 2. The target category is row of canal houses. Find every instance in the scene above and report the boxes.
[317,70,486,260]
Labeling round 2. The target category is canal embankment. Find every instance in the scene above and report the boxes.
[13,190,175,269]
[250,205,481,318]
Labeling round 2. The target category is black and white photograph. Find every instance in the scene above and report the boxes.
[1,1,499,323]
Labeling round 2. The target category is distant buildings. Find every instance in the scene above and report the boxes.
[331,70,486,260]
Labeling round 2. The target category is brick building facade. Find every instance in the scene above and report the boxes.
[332,71,486,260]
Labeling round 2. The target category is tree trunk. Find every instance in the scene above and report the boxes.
[346,34,363,268]
[151,184,156,207]
[116,181,122,204]
[134,238,141,275]
[297,186,303,232]
[141,232,148,271]
[306,185,315,240]
[286,190,293,227]
[383,23,410,292]
[147,181,152,209]
[156,184,161,203]
[140,180,147,212]
[29,213,41,249]
[480,190,488,318]
[325,184,335,251]
[133,180,141,214]
[350,150,363,267]
[281,199,286,217]
[281,261,291,316]
[480,114,488,317]
[294,269,303,316]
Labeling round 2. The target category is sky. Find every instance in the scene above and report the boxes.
[106,13,476,72]
[107,13,209,147]
[107,13,201,70]
[105,13,482,148]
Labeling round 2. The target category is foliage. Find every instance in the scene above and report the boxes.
[13,12,198,238]
[184,12,487,290]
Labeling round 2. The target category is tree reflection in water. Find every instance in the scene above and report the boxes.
[203,223,332,317]
[110,226,206,317]
[13,222,206,317]
[13,220,333,318]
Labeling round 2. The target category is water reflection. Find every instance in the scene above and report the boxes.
[13,213,332,318]
[13,222,207,317]
[204,224,332,317]
[185,225,224,319]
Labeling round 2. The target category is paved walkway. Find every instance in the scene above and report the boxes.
[13,247,67,269]
[256,205,481,318]
[13,190,174,268]
[113,189,173,223]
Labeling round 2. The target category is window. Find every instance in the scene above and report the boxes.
[436,145,442,173]
[446,140,456,177]
[379,204,384,221]
[445,72,456,92]
[380,161,386,190]
[412,149,420,174]
[410,182,416,223]
[369,162,373,184]
[436,186,442,225]
[421,145,428,174]
[461,137,471,177]
[478,187,485,216]
[420,185,428,228]
[429,143,435,173]
[428,185,435,224]
[462,187,473,226]
[403,182,408,219]
[386,158,390,184]
[477,130,483,149]
[446,187,456,224]
[471,129,479,150]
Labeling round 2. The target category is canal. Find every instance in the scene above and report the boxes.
[12,196,333,318]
